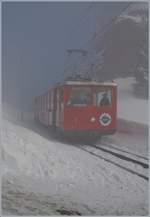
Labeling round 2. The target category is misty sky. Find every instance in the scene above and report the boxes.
[2,1,130,110]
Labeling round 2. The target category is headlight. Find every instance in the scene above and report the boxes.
[90,117,96,122]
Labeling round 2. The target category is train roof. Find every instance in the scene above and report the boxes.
[62,80,117,86]
[36,80,117,98]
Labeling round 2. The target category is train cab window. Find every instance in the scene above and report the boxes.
[96,90,112,106]
[67,87,91,106]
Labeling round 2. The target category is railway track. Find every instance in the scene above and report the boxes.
[98,142,148,161]
[76,142,149,181]
[92,144,148,169]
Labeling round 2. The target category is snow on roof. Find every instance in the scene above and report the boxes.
[36,81,117,97]
[63,80,117,86]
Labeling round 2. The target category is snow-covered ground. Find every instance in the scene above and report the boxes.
[1,117,148,215]
[115,77,148,125]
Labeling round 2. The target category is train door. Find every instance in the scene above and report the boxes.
[53,87,64,129]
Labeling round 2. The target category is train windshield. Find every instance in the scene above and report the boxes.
[67,87,92,106]
[96,90,112,106]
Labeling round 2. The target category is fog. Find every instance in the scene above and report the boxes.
[2,2,136,111]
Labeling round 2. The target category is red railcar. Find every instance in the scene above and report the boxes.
[34,80,117,137]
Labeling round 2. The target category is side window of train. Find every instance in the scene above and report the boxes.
[56,89,59,109]
[41,96,43,111]
[96,90,112,106]
[60,89,64,109]
[51,91,54,110]
[35,99,37,110]
[60,89,63,103]
[47,92,51,111]
[43,96,45,111]
[38,99,40,111]
[40,97,42,111]
[44,95,46,111]
[57,89,59,102]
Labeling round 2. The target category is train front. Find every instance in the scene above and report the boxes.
[62,81,117,138]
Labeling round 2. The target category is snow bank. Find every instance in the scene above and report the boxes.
[115,77,148,125]
[117,118,148,135]
[2,117,148,215]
